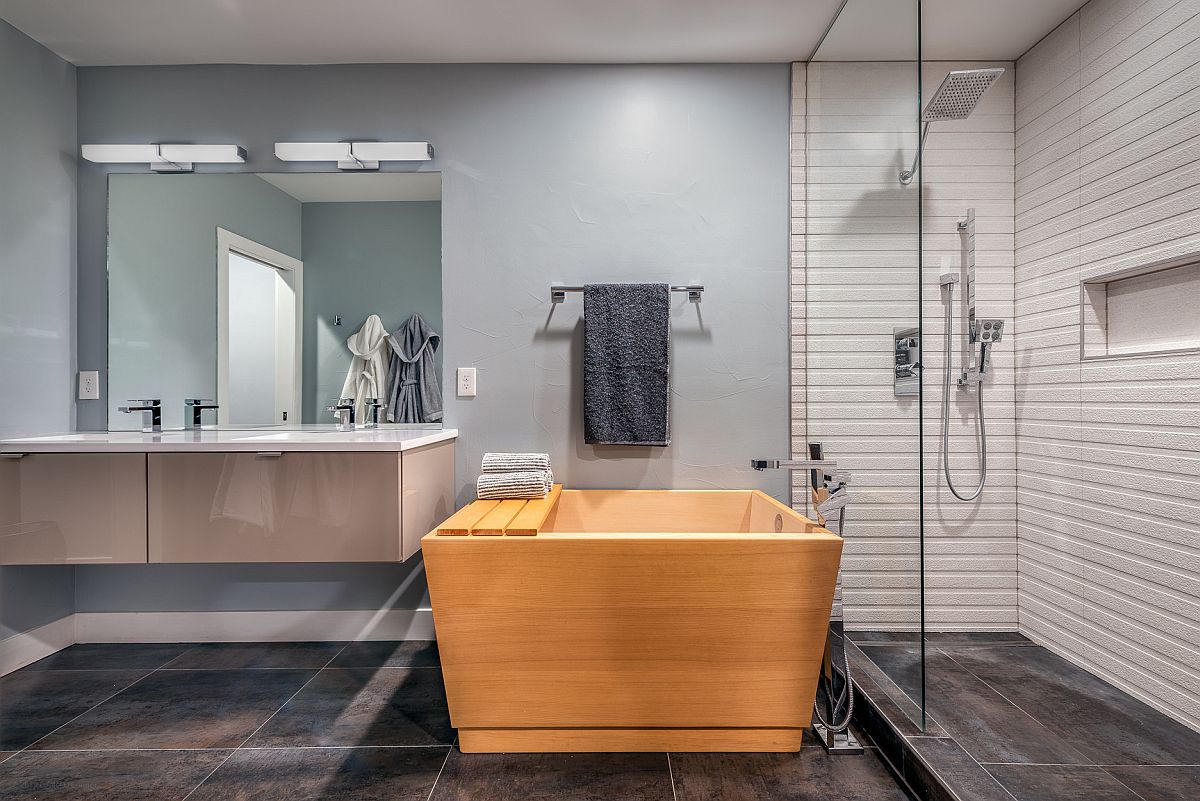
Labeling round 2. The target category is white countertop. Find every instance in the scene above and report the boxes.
[0,426,458,453]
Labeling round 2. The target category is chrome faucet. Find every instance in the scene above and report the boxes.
[362,398,385,429]
[183,399,219,430]
[751,447,850,534]
[751,458,840,473]
[118,399,162,433]
[326,398,356,432]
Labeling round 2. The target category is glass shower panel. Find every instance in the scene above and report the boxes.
[803,0,926,727]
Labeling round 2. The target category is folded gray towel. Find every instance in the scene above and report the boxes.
[481,452,552,473]
[476,471,552,500]
[583,283,670,445]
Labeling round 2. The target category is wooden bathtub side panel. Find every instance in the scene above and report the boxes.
[423,535,842,730]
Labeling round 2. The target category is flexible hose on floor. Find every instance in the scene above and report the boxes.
[813,507,854,734]
[812,633,855,733]
[942,284,987,502]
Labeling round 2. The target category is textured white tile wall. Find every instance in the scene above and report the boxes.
[1015,0,1200,732]
[796,61,1018,632]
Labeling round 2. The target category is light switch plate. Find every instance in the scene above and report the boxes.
[78,370,100,400]
[456,367,477,398]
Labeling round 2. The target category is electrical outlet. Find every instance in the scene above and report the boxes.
[78,370,100,400]
[456,367,477,398]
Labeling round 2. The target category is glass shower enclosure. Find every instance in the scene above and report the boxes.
[800,0,929,727]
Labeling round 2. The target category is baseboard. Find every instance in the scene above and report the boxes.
[74,609,436,643]
[0,615,75,676]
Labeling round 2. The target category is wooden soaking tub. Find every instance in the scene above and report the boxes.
[422,488,843,753]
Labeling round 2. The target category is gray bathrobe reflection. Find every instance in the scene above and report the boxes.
[386,313,443,423]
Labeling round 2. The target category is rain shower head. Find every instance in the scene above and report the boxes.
[900,67,1005,185]
[922,68,1005,122]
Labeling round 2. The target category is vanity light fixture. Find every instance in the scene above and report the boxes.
[80,143,246,172]
[274,141,434,171]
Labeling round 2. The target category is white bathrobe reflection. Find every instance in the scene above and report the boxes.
[339,313,390,422]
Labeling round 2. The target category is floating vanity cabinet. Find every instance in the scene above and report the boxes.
[0,453,148,564]
[147,442,454,564]
[0,429,457,566]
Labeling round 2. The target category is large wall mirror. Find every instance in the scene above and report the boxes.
[107,172,443,431]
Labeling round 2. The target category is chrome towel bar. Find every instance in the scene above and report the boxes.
[551,284,704,303]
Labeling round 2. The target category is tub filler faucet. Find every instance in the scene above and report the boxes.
[750,454,850,530]
[752,444,859,756]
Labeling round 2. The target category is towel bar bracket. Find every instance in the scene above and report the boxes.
[550,285,704,304]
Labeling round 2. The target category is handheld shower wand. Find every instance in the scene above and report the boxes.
[941,210,1004,501]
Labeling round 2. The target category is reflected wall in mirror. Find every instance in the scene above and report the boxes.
[107,172,443,430]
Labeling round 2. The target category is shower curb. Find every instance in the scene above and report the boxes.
[847,645,970,801]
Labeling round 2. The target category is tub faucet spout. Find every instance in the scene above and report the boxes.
[751,458,839,473]
[750,456,851,529]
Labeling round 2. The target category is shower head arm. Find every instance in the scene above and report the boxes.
[899,122,931,186]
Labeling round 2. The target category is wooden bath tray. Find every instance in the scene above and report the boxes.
[435,484,562,536]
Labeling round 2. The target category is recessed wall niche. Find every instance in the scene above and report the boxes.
[1081,254,1200,360]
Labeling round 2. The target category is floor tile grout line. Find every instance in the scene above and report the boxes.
[15,668,159,754]
[937,646,1096,767]
[234,641,353,750]
[180,641,353,801]
[666,752,679,801]
[1094,767,1153,801]
[911,744,1020,801]
[424,744,454,801]
[179,749,238,800]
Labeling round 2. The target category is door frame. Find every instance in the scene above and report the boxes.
[216,227,304,426]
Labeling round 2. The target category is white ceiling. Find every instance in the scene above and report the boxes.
[815,0,1085,61]
[0,0,1085,66]
[258,173,442,203]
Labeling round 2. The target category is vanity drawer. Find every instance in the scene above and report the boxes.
[0,453,148,565]
[148,451,404,563]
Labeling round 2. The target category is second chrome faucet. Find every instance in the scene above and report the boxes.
[326,397,384,432]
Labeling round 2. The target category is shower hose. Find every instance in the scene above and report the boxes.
[942,285,987,502]
[812,504,854,734]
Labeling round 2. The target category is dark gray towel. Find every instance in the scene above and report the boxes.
[583,283,670,446]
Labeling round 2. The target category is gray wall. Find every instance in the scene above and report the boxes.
[301,200,442,422]
[107,174,302,429]
[0,19,77,640]
[73,63,789,615]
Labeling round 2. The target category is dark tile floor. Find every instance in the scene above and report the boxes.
[0,640,914,800]
[848,632,1200,801]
